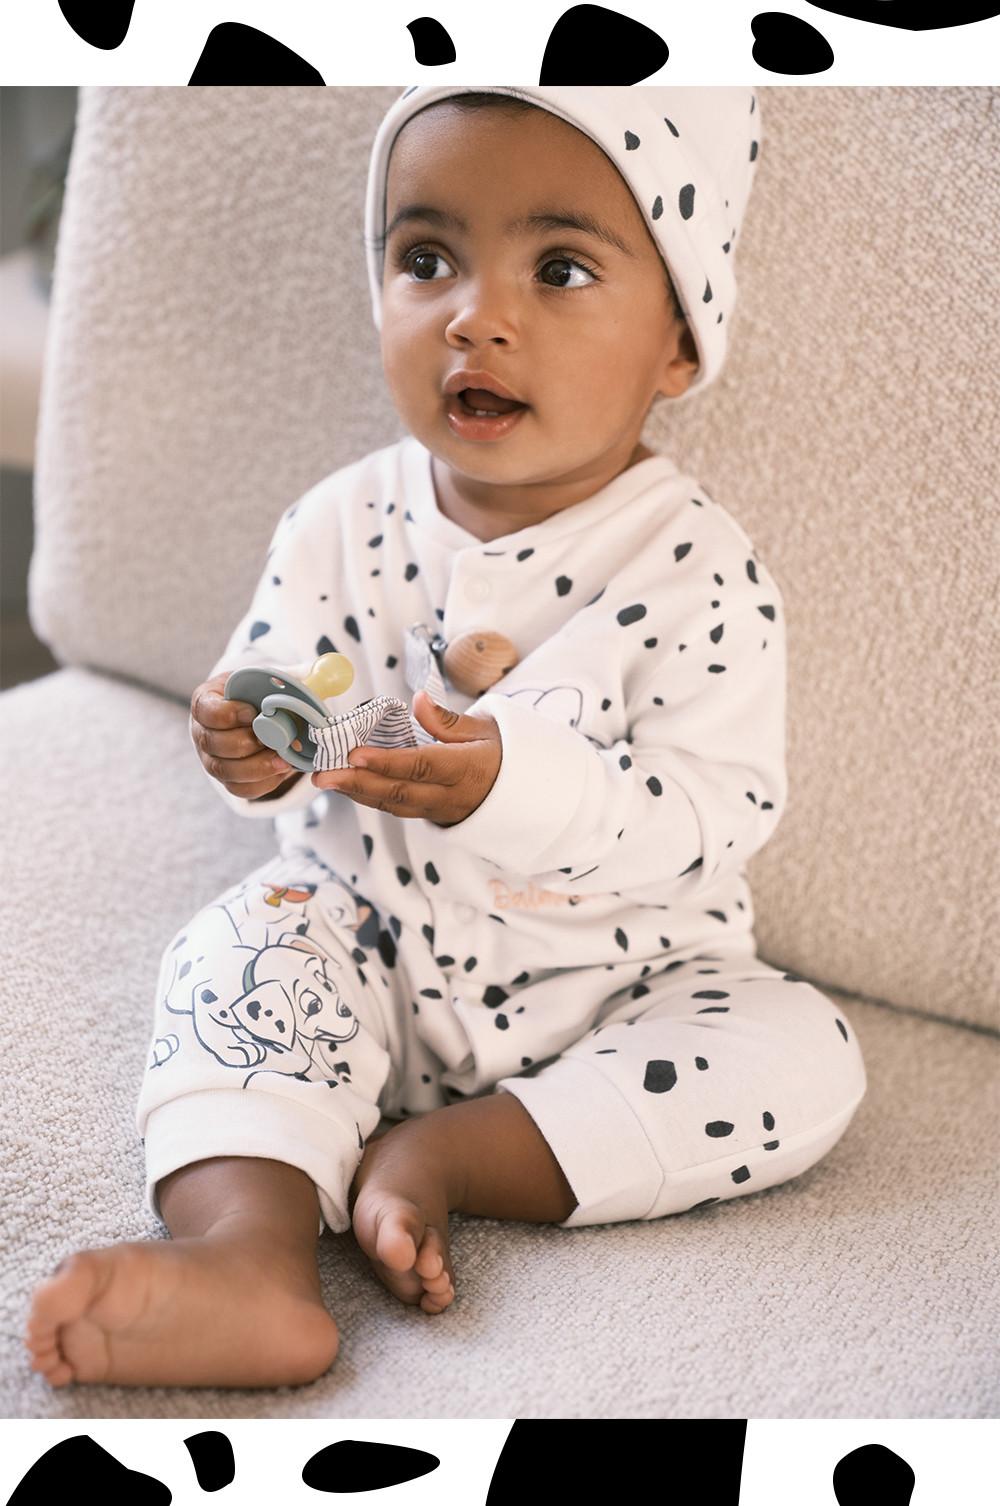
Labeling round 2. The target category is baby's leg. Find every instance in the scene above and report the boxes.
[26,1155,338,1389]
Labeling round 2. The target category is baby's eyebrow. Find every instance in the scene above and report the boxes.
[384,203,638,259]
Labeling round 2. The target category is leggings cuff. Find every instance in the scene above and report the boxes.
[141,1089,362,1236]
[498,1058,666,1227]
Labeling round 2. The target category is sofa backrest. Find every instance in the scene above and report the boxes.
[29,85,999,1030]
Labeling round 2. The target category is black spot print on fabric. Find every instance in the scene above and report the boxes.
[647,776,663,796]
[763,1111,775,1131]
[624,129,640,149]
[343,616,360,642]
[495,1014,509,1030]
[706,1121,735,1137]
[201,989,218,1004]
[759,604,776,620]
[406,14,457,63]
[709,664,726,674]
[832,1443,916,1505]
[317,634,335,655]
[189,23,325,83]
[617,603,647,626]
[483,986,509,1009]
[435,954,455,967]
[419,987,443,1000]
[424,862,440,885]
[405,562,419,582]
[539,5,671,85]
[178,959,191,979]
[587,585,607,606]
[464,956,479,973]
[703,279,713,303]
[601,697,612,710]
[688,1197,721,1211]
[595,1048,618,1054]
[57,0,135,49]
[488,1419,747,1499]
[697,1006,730,1014]
[376,930,397,969]
[695,1056,709,1070]
[615,928,629,951]
[731,1165,751,1183]
[679,856,703,875]
[692,989,730,1000]
[6,1436,172,1506]
[386,653,398,668]
[368,534,383,548]
[362,835,374,859]
[664,116,680,137]
[675,542,693,562]
[710,623,725,643]
[631,982,650,1000]
[783,972,806,982]
[836,1018,849,1041]
[248,620,270,642]
[644,637,658,650]
[764,1140,780,1151]
[679,183,696,220]
[706,909,727,923]
[644,1059,677,1092]
[652,195,663,220]
[303,1439,440,1492]
[556,576,573,596]
[395,866,411,887]
[620,754,632,769]
[184,1431,235,1491]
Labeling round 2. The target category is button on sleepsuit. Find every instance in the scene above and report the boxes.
[136,437,867,1233]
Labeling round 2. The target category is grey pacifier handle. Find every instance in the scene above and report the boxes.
[255,693,330,773]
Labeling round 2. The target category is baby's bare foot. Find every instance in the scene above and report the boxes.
[24,1232,339,1389]
[349,1122,458,1315]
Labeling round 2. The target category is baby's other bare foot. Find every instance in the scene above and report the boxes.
[349,1122,458,1315]
[24,1232,339,1390]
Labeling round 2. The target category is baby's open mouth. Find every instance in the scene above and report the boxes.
[457,388,528,416]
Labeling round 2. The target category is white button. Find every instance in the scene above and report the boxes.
[454,902,477,924]
[465,576,492,602]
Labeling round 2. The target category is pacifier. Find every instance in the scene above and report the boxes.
[225,653,355,773]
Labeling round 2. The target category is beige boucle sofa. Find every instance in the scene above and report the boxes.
[2,85,997,1419]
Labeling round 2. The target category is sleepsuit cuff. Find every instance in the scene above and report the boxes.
[140,1088,361,1237]
[436,692,701,879]
[496,1057,667,1228]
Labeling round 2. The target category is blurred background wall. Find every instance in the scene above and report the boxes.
[0,86,77,689]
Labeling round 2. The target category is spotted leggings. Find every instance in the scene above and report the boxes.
[136,852,867,1234]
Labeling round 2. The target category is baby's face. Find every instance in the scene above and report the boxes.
[379,102,698,531]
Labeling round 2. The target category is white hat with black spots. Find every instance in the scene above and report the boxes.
[364,85,762,404]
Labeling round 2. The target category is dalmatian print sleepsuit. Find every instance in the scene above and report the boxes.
[136,435,867,1234]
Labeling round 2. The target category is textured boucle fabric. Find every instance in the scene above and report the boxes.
[1,668,997,1419]
[27,86,999,1031]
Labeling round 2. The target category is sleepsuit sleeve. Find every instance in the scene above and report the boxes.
[198,484,340,820]
[441,591,787,902]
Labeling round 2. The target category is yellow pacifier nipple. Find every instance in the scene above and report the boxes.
[302,652,355,701]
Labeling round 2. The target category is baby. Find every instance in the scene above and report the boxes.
[26,85,867,1390]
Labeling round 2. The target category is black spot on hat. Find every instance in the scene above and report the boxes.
[517,547,535,561]
[836,1018,849,1041]
[679,183,696,220]
[692,989,730,1000]
[395,866,411,887]
[617,603,647,626]
[759,604,776,620]
[464,955,478,972]
[706,1121,735,1137]
[556,575,573,596]
[695,1056,709,1070]
[688,1197,721,1210]
[377,929,396,969]
[710,623,725,644]
[679,856,704,875]
[483,986,509,1009]
[615,927,629,951]
[189,23,325,83]
[696,1006,730,1014]
[652,195,663,220]
[750,140,759,161]
[249,620,270,642]
[495,1014,509,1030]
[763,1110,775,1131]
[625,129,640,149]
[664,117,679,137]
[703,279,713,303]
[404,562,419,582]
[763,1140,780,1151]
[424,862,440,885]
[747,559,759,584]
[731,1165,751,1184]
[317,634,335,655]
[675,541,692,562]
[643,1060,678,1093]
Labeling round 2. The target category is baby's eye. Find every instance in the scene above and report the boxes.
[398,246,598,289]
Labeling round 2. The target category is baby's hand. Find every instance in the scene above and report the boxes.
[189,671,299,800]
[312,690,501,827]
